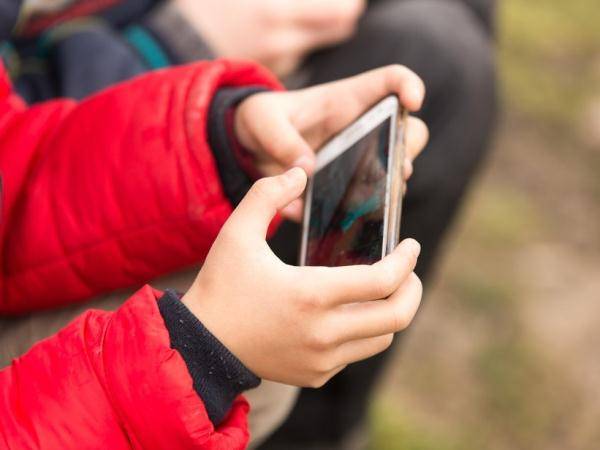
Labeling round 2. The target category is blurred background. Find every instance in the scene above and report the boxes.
[370,1,600,449]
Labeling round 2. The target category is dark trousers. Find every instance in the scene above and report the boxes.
[261,1,497,448]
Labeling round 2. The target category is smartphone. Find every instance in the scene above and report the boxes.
[300,95,406,267]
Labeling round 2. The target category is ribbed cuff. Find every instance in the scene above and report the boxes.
[158,290,260,426]
[208,87,269,206]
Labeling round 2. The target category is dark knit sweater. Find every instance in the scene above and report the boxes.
[158,290,260,426]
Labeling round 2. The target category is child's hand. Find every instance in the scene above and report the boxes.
[182,168,422,388]
[235,65,429,218]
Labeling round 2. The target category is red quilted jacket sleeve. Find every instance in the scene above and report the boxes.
[0,285,252,450]
[0,59,281,314]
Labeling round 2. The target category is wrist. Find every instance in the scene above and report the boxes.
[227,107,262,181]
[181,286,252,375]
[162,289,260,425]
[208,87,269,205]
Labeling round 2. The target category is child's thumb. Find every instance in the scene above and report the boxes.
[227,168,308,237]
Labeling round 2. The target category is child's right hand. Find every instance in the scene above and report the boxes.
[182,168,422,388]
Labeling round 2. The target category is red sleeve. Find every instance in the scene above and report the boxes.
[0,285,251,450]
[0,60,282,314]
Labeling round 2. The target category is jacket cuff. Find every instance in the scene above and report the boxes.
[140,1,214,64]
[208,87,268,206]
[158,289,260,426]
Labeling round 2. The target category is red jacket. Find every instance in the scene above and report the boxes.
[0,60,280,448]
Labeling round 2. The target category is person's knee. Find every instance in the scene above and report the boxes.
[365,0,496,103]
[364,1,498,197]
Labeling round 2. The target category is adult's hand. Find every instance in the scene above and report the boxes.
[173,0,366,76]
[182,168,423,387]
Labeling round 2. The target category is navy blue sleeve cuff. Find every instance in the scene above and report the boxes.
[157,289,260,426]
[208,87,268,206]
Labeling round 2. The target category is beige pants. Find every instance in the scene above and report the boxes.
[0,269,298,449]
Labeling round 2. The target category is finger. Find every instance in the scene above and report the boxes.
[300,65,426,142]
[303,238,421,306]
[253,107,316,174]
[309,363,347,388]
[349,65,425,112]
[404,116,429,161]
[227,168,307,237]
[280,198,304,222]
[333,272,423,342]
[333,334,394,367]
[403,158,413,181]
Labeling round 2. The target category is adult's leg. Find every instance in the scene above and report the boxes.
[262,1,497,448]
[0,268,299,447]
[460,0,497,33]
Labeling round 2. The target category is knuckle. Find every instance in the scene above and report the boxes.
[250,175,288,202]
[376,266,399,298]
[298,290,324,312]
[319,95,342,130]
[392,309,410,331]
[309,355,335,378]
[304,327,334,352]
[384,64,409,87]
[267,135,294,161]
[322,111,341,137]
[250,177,273,199]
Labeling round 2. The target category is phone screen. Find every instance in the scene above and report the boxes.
[305,119,391,267]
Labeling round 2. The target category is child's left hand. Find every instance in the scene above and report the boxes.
[234,65,429,219]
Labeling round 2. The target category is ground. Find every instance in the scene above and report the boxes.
[369,1,600,449]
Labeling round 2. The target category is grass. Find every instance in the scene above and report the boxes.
[466,186,543,248]
[370,1,600,449]
[369,403,474,450]
[499,0,600,129]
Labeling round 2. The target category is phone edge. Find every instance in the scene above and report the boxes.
[299,95,400,267]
